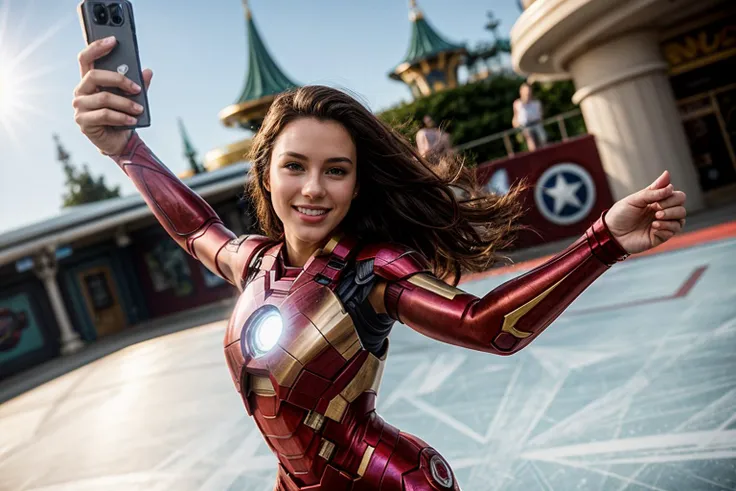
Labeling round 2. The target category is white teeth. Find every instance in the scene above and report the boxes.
[297,207,328,216]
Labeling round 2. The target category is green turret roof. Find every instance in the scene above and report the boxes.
[178,118,203,174]
[394,2,465,71]
[235,4,298,104]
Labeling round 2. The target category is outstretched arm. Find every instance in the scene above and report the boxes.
[111,133,269,290]
[365,215,627,355]
[366,171,687,355]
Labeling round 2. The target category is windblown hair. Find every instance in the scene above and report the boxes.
[246,85,524,283]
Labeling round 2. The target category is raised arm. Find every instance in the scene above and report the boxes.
[363,215,627,355]
[111,133,270,290]
[72,37,271,290]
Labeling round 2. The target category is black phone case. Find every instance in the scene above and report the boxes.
[78,0,150,128]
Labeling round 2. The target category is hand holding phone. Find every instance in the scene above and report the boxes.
[73,37,153,155]
[74,1,152,155]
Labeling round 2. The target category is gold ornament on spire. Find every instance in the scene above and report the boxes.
[242,0,252,19]
[409,0,423,21]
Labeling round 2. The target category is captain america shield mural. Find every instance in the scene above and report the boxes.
[535,163,597,226]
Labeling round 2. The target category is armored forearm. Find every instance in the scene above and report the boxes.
[370,215,628,355]
[110,132,240,283]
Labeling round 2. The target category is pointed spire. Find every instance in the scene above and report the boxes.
[408,0,423,21]
[219,1,299,129]
[389,2,467,98]
[235,1,298,106]
[396,1,463,68]
[178,118,204,174]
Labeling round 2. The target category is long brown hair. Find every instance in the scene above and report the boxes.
[246,85,524,282]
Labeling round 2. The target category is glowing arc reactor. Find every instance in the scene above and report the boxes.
[246,307,284,357]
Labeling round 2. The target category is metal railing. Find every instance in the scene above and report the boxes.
[454,108,586,158]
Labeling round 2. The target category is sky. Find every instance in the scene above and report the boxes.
[0,0,522,234]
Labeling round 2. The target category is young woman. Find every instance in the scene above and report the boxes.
[73,38,687,491]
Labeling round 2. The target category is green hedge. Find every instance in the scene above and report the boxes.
[378,75,586,164]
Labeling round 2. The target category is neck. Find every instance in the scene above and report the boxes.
[283,235,322,268]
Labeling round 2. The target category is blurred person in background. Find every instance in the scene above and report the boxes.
[416,114,453,159]
[513,83,547,151]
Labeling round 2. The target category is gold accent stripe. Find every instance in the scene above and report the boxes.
[318,439,336,460]
[250,375,276,396]
[341,338,362,361]
[304,411,325,431]
[357,445,375,476]
[669,47,736,76]
[269,348,303,388]
[501,276,568,339]
[285,321,329,366]
[325,353,387,423]
[342,354,382,403]
[325,394,349,422]
[319,235,342,255]
[407,273,465,300]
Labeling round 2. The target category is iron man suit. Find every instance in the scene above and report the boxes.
[112,132,628,490]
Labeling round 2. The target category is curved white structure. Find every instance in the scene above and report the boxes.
[510,0,728,210]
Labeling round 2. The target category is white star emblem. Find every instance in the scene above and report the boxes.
[544,174,582,215]
[534,162,596,225]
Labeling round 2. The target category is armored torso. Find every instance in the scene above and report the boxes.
[223,236,401,488]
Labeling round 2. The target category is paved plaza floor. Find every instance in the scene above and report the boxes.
[1,237,735,491]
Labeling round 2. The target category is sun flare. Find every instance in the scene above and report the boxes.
[0,0,71,143]
[0,66,20,118]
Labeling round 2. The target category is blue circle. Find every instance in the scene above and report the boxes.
[540,171,590,218]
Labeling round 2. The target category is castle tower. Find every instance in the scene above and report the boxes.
[389,0,467,98]
[205,0,299,171]
[218,0,299,130]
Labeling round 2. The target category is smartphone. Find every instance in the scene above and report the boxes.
[78,0,150,128]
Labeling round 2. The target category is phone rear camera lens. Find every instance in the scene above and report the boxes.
[109,4,124,26]
[92,4,109,25]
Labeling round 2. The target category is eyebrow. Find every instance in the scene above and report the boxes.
[280,151,354,165]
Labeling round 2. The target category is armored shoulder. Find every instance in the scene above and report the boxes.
[219,234,274,290]
[356,242,431,281]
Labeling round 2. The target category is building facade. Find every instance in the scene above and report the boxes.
[511,0,734,210]
[0,167,253,380]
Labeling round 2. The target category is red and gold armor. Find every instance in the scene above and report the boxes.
[112,133,628,490]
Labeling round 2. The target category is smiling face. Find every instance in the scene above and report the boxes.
[266,117,358,258]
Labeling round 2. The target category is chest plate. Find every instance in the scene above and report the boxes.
[223,239,386,423]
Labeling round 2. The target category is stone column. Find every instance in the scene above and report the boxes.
[33,247,85,355]
[569,30,704,211]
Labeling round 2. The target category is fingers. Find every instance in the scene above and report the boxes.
[629,183,674,207]
[652,219,682,234]
[78,36,117,78]
[73,91,144,116]
[74,69,142,97]
[648,170,670,190]
[75,108,138,129]
[142,68,154,91]
[653,190,686,211]
[655,205,686,221]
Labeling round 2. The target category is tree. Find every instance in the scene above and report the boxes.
[54,134,121,207]
[378,75,585,164]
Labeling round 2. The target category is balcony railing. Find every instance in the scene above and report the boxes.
[454,108,587,162]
